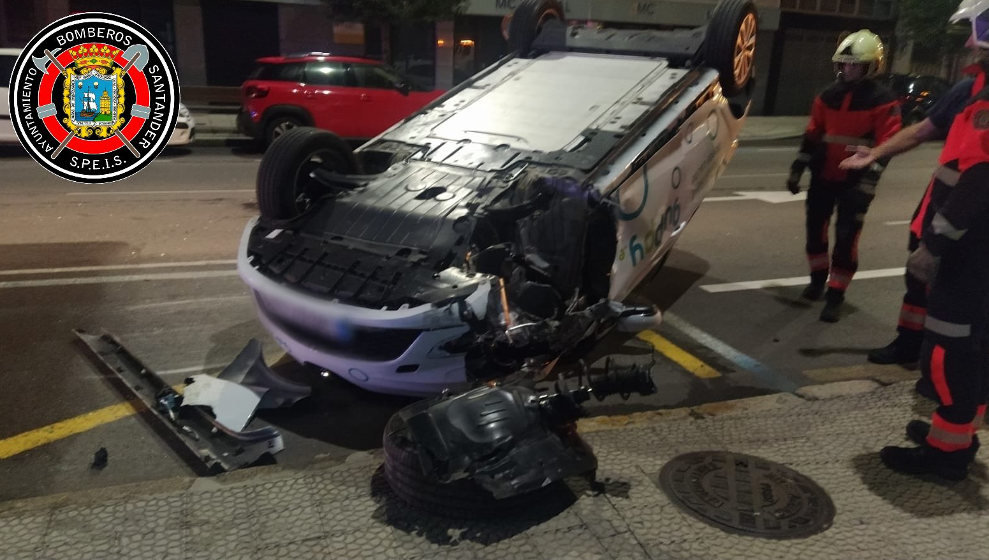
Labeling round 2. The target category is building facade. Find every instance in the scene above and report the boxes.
[2,0,905,116]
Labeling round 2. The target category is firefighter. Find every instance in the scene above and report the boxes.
[787,30,901,323]
[879,82,989,480]
[840,0,989,399]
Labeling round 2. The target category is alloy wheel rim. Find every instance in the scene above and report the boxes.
[733,13,757,86]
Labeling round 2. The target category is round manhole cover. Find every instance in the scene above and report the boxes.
[659,451,835,539]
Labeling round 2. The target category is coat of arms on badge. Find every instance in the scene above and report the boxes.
[64,45,125,138]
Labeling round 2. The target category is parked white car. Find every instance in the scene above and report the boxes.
[167,103,196,146]
[1,48,20,144]
[238,0,758,396]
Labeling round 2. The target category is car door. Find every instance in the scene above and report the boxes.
[346,62,421,138]
[303,61,365,138]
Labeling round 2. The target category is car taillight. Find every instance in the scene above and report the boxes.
[245,85,269,99]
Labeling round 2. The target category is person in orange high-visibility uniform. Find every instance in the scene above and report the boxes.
[879,79,989,480]
[787,29,901,322]
[841,0,989,405]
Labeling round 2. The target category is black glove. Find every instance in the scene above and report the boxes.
[906,243,940,284]
[787,161,806,194]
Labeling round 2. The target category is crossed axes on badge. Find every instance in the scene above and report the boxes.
[33,45,150,159]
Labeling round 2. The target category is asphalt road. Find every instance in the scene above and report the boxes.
[0,140,944,501]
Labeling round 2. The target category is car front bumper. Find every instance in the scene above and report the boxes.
[237,110,260,138]
[237,219,481,397]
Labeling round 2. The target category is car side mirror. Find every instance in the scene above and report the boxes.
[395,81,410,96]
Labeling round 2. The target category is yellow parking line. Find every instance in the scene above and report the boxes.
[0,381,191,460]
[0,401,141,459]
[636,330,721,379]
[0,353,289,459]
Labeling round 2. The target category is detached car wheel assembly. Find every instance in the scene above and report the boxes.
[382,361,657,517]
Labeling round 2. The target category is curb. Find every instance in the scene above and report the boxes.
[577,378,909,434]
[0,379,908,512]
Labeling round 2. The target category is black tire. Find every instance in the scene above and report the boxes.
[381,413,564,519]
[255,127,359,220]
[705,0,758,98]
[264,115,304,147]
[507,0,565,57]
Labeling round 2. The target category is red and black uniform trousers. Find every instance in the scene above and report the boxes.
[795,79,901,295]
[918,91,989,453]
[896,67,988,349]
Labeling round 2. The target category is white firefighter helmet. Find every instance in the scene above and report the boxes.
[951,0,989,49]
[832,29,886,76]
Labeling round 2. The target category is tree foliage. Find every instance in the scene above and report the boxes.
[899,0,969,62]
[329,0,466,23]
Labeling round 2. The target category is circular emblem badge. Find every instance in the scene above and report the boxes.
[8,12,179,183]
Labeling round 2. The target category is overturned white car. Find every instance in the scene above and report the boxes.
[237,0,758,396]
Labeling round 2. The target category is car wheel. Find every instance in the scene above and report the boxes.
[264,115,302,146]
[255,127,360,220]
[507,0,565,57]
[382,413,565,519]
[705,0,758,98]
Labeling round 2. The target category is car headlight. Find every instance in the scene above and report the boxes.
[178,104,191,119]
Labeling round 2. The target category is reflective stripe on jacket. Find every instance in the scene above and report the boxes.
[800,79,901,182]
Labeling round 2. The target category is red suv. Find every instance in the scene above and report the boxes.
[237,53,444,146]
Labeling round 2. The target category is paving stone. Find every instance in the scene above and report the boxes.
[45,503,127,546]
[529,525,609,559]
[5,380,989,559]
[117,530,187,560]
[255,504,324,546]
[796,379,881,400]
[473,535,543,560]
[40,536,122,560]
[0,512,48,551]
[597,532,650,559]
[322,526,413,559]
[257,536,334,560]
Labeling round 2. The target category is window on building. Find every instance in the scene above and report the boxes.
[838,0,857,14]
[0,54,15,84]
[4,0,37,44]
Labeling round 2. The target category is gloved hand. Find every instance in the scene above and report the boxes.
[786,161,805,194]
[907,243,941,284]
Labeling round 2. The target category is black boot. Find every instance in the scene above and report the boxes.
[914,377,938,402]
[801,281,825,301]
[867,335,921,365]
[880,442,973,481]
[905,419,981,458]
[819,290,844,323]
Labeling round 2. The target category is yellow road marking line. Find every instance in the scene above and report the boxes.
[0,401,142,459]
[636,330,721,379]
[0,383,190,460]
[0,350,288,459]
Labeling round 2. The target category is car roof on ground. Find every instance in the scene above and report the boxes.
[254,54,381,65]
